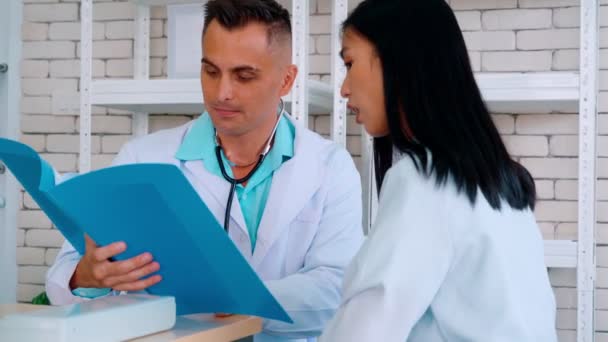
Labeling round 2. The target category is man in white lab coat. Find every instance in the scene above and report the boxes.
[45,1,363,341]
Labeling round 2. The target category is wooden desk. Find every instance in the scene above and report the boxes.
[0,304,262,342]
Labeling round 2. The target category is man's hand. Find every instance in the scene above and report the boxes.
[69,235,162,292]
[215,313,234,318]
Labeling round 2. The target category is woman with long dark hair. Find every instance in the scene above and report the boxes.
[320,0,557,340]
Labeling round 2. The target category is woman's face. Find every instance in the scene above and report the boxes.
[340,29,389,138]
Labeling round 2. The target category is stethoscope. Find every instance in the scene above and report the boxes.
[215,99,285,233]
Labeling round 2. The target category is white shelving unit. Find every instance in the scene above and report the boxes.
[476,72,580,113]
[90,79,332,115]
[79,0,599,340]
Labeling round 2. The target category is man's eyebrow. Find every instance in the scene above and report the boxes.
[201,58,260,73]
[232,66,259,73]
[201,57,218,68]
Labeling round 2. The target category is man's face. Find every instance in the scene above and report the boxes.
[201,20,297,137]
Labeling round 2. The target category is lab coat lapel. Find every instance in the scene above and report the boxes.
[181,159,249,238]
[251,127,323,267]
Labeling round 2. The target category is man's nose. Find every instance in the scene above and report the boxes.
[218,76,234,101]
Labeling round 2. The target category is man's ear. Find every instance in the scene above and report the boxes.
[278,64,299,97]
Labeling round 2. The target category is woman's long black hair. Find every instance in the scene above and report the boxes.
[343,0,536,210]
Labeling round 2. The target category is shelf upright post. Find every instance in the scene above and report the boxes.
[133,3,151,137]
[577,0,599,340]
[291,0,309,127]
[330,0,347,147]
[79,0,93,173]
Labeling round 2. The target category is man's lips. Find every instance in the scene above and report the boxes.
[212,106,240,117]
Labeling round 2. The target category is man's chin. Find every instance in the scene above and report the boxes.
[208,110,241,124]
[212,120,248,138]
[213,109,241,119]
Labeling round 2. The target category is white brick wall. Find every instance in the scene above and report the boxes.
[535,201,578,222]
[550,135,579,157]
[18,210,52,229]
[21,97,51,114]
[23,3,79,22]
[482,51,552,71]
[463,31,516,51]
[14,0,608,339]
[49,22,105,41]
[94,3,135,21]
[105,21,134,39]
[23,41,76,59]
[17,284,44,303]
[148,115,193,133]
[553,7,580,28]
[516,114,578,134]
[18,266,49,284]
[50,59,105,78]
[22,23,49,41]
[25,229,64,248]
[106,59,133,77]
[454,11,481,31]
[503,135,549,156]
[600,228,608,248]
[16,247,45,266]
[482,9,552,30]
[21,115,76,133]
[553,49,579,70]
[22,78,78,96]
[517,28,580,50]
[555,180,578,200]
[101,135,130,154]
[491,114,515,134]
[555,223,577,240]
[450,0,517,10]
[47,134,101,154]
[536,180,555,200]
[521,158,578,179]
[518,0,580,8]
[21,60,49,78]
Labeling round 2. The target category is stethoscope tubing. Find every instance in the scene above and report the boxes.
[215,100,285,233]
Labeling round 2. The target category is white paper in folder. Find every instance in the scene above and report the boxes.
[0,294,176,342]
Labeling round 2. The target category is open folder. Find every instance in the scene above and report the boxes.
[0,137,292,323]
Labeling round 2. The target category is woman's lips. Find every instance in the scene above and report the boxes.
[348,105,362,124]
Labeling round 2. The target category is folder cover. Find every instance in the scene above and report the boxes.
[0,137,292,323]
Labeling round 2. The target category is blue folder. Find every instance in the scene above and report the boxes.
[0,137,292,323]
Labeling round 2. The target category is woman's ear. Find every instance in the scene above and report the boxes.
[279,64,299,97]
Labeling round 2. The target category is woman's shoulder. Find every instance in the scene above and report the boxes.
[383,154,439,194]
[380,153,472,219]
[388,154,423,177]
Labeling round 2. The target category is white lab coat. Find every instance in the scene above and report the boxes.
[45,115,364,342]
[320,155,557,342]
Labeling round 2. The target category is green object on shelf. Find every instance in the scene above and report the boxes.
[31,292,50,305]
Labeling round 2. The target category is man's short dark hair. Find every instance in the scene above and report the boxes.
[203,0,292,47]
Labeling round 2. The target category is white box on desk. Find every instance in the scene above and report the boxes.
[0,294,176,342]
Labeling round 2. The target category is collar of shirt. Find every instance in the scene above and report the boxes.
[175,111,295,192]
